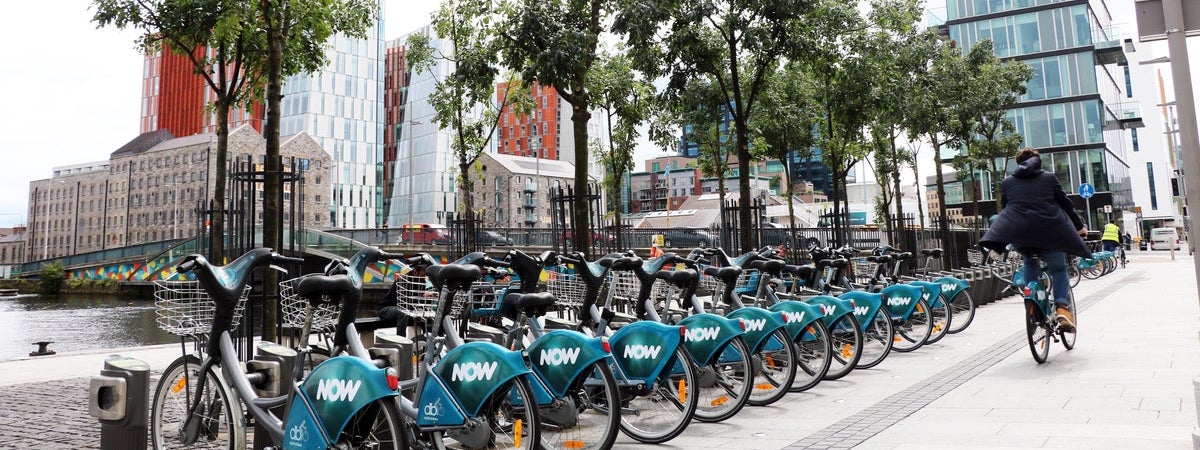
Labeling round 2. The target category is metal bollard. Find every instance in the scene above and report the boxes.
[89,355,149,450]
[374,329,415,382]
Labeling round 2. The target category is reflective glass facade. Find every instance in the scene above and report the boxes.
[945,0,1133,225]
[279,10,386,228]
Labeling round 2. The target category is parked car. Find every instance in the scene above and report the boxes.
[477,230,513,246]
[1150,227,1181,251]
[399,223,452,245]
[563,230,614,245]
[663,229,717,248]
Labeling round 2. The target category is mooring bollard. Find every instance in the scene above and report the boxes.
[89,355,149,450]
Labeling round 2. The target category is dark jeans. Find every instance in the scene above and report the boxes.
[378,306,410,332]
[1022,251,1070,307]
[1102,240,1119,252]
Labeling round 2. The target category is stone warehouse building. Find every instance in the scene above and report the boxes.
[26,125,331,261]
[471,152,596,228]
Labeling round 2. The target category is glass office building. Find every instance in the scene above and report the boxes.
[279,8,386,228]
[943,0,1138,228]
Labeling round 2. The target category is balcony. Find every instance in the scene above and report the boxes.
[1104,101,1145,130]
[524,182,538,192]
[1092,25,1132,66]
[524,213,537,224]
[523,197,537,208]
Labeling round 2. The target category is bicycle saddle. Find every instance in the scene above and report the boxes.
[602,256,643,271]
[501,292,557,317]
[819,258,848,268]
[703,266,741,283]
[920,248,943,257]
[292,274,354,304]
[758,259,785,273]
[892,252,914,260]
[866,255,892,263]
[655,269,698,286]
[425,264,481,291]
[746,260,766,270]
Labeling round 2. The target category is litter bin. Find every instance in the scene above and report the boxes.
[89,355,149,450]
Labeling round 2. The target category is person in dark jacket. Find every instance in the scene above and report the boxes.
[980,148,1090,331]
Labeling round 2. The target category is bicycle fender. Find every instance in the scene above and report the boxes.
[414,369,469,427]
[678,313,746,365]
[768,301,825,342]
[428,342,531,418]
[609,321,685,385]
[726,307,787,351]
[934,277,968,300]
[803,295,855,328]
[880,284,924,321]
[836,291,884,332]
[282,394,330,450]
[907,281,945,308]
[289,356,400,448]
[526,330,612,398]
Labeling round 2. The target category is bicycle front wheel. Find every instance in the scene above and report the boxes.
[1067,262,1082,288]
[540,360,620,450]
[619,347,697,444]
[337,398,407,449]
[151,355,246,450]
[790,319,832,392]
[692,336,752,422]
[856,310,894,369]
[924,296,952,345]
[748,328,797,406]
[1060,290,1077,350]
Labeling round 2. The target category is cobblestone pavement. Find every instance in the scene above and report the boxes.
[0,377,99,449]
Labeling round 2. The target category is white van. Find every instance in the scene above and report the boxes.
[1150,227,1181,251]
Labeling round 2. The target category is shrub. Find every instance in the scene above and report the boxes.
[39,262,65,295]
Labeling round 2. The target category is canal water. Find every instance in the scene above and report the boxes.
[0,294,175,361]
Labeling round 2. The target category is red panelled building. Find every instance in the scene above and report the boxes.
[495,82,560,160]
[140,49,261,136]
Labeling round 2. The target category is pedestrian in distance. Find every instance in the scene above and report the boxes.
[1101,219,1121,253]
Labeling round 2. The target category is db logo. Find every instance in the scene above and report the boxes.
[289,420,310,443]
[423,399,443,418]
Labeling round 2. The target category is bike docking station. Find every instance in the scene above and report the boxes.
[88,355,150,450]
[372,329,416,386]
[250,341,297,450]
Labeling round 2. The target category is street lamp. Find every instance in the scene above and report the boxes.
[407,117,423,229]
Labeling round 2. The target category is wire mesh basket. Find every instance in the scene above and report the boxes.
[546,267,587,311]
[966,248,985,266]
[153,280,250,337]
[395,274,439,320]
[696,272,724,299]
[454,281,509,319]
[608,270,642,308]
[851,258,878,285]
[278,275,341,332]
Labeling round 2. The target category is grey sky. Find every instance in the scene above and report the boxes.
[0,0,439,229]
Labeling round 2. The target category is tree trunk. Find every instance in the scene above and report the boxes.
[931,136,951,266]
[971,171,981,235]
[735,117,753,254]
[570,102,591,251]
[831,166,842,247]
[212,101,229,264]
[460,160,476,249]
[260,2,284,341]
[890,128,905,244]
[990,157,1003,212]
[784,156,797,250]
[912,162,925,229]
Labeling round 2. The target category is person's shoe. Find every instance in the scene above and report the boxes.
[1055,306,1076,332]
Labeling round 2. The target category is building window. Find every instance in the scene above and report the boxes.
[1124,65,1133,98]
[1131,128,1139,152]
[1147,162,1159,210]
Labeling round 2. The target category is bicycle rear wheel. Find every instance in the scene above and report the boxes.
[1025,300,1051,364]
[337,398,407,449]
[435,375,541,450]
[747,328,796,406]
[924,296,952,345]
[946,291,976,334]
[151,355,246,450]
[823,314,862,380]
[1067,263,1081,288]
[790,320,831,392]
[619,347,697,444]
[540,360,620,450]
[693,337,752,422]
[892,298,932,353]
[856,310,894,369]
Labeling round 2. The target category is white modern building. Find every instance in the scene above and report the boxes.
[1122,46,1186,238]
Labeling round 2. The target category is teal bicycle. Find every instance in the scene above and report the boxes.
[995,250,1078,364]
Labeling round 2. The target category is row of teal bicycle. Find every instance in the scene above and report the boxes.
[148,241,981,450]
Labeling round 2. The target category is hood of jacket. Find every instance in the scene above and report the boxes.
[1012,155,1043,179]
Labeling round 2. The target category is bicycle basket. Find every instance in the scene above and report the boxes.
[395,274,439,319]
[851,258,878,284]
[452,281,509,319]
[278,275,341,332]
[153,280,250,337]
[546,267,587,311]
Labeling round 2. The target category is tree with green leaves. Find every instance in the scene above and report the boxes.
[671,77,735,208]
[616,0,816,253]
[254,0,376,339]
[498,0,615,250]
[965,40,1032,211]
[94,0,266,264]
[588,48,654,249]
[753,64,819,236]
[406,0,533,247]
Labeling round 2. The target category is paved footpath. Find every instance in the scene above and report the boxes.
[1,252,1197,449]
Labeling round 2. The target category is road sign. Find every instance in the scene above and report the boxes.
[1104,205,1113,213]
[1079,183,1095,199]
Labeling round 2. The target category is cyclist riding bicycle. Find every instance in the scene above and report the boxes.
[980,148,1091,332]
[1101,219,1121,253]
